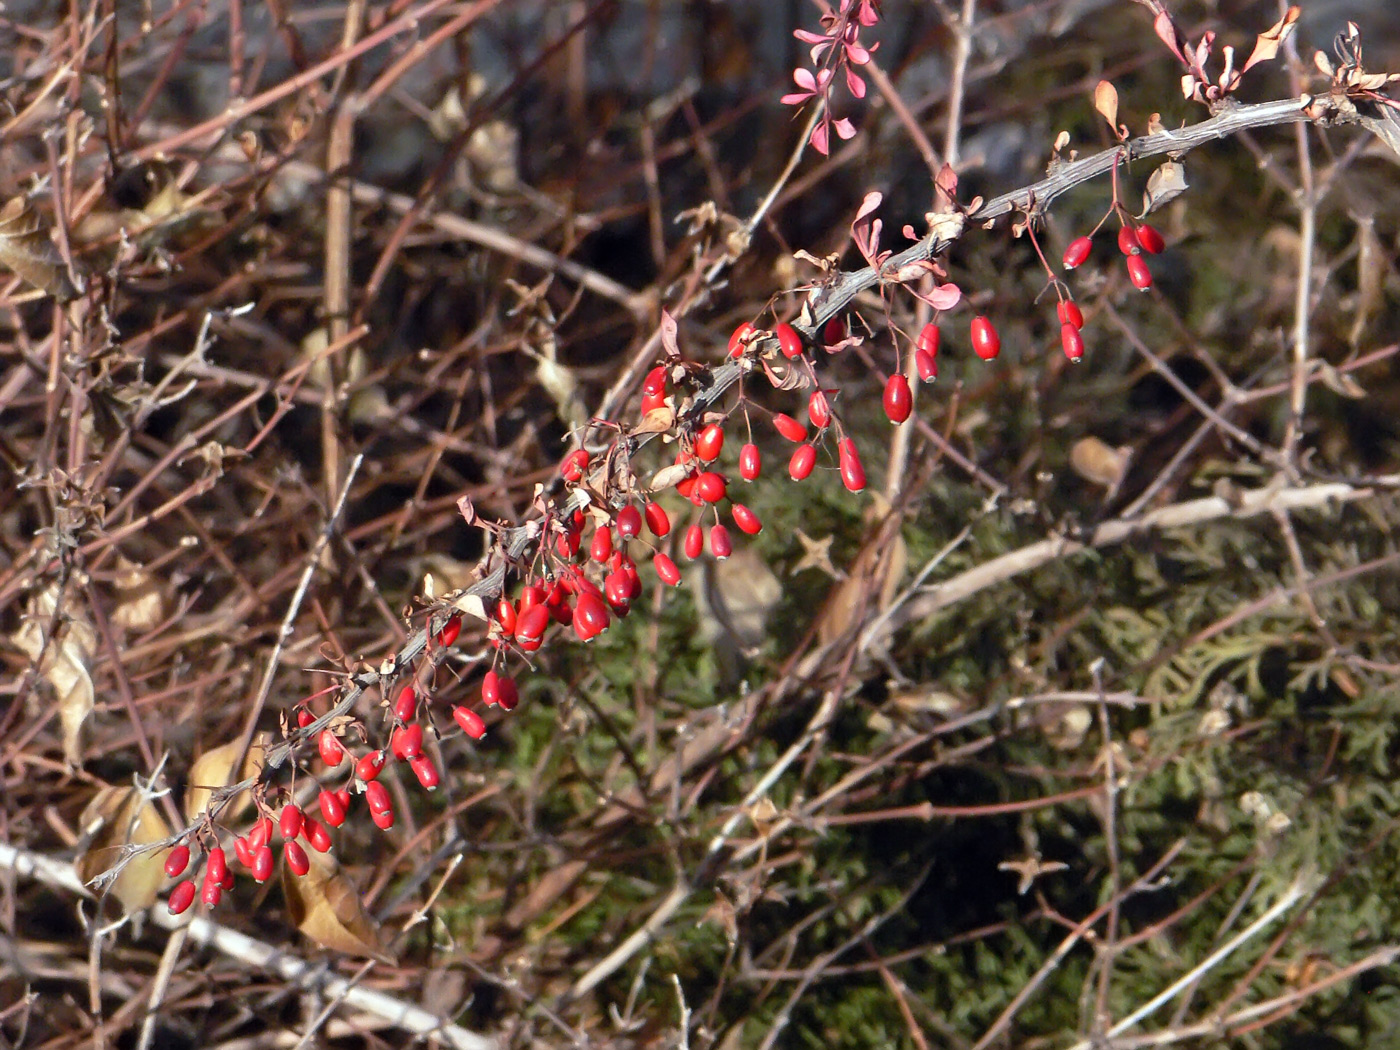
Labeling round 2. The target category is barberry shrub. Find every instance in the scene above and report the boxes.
[6,2,1400,1049]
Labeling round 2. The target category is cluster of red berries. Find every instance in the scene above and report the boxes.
[1063,220,1165,292]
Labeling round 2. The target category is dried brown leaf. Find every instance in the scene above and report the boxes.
[184,736,268,821]
[283,850,394,962]
[10,582,96,765]
[75,786,172,913]
[1242,6,1299,74]
[1142,160,1189,215]
[108,555,168,634]
[1093,80,1120,135]
[0,196,78,299]
[1070,437,1130,488]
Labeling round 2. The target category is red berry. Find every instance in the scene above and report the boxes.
[915,349,938,383]
[883,374,912,424]
[303,816,332,853]
[676,474,699,503]
[731,503,763,535]
[560,448,590,482]
[573,591,610,641]
[1061,323,1085,361]
[1057,300,1084,329]
[1063,235,1093,269]
[393,684,417,721]
[371,805,394,831]
[1117,225,1141,256]
[391,723,424,760]
[279,805,304,841]
[519,583,546,613]
[252,845,275,881]
[436,614,462,648]
[822,316,846,347]
[365,780,392,816]
[605,569,632,606]
[808,390,831,429]
[789,443,817,481]
[319,789,346,828]
[641,390,666,415]
[495,598,517,634]
[201,872,222,907]
[515,604,550,646]
[684,523,705,559]
[1136,223,1165,255]
[284,841,310,876]
[739,443,761,481]
[728,322,755,358]
[838,438,866,492]
[589,525,613,562]
[642,364,667,397]
[454,705,487,739]
[616,504,643,538]
[493,672,520,711]
[168,880,196,914]
[247,817,273,850]
[232,835,254,869]
[970,315,1000,360]
[710,524,733,560]
[917,323,940,358]
[654,553,682,586]
[773,413,808,443]
[644,501,670,537]
[694,423,725,462]
[774,322,803,359]
[410,754,440,790]
[694,471,727,504]
[318,729,344,767]
[295,707,315,728]
[205,846,227,885]
[356,749,386,783]
[1126,254,1153,290]
[165,844,190,879]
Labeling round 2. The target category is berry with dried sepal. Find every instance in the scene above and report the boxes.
[774,414,808,443]
[1117,225,1141,256]
[284,841,310,876]
[279,805,304,841]
[1063,235,1093,269]
[808,390,832,429]
[616,504,643,539]
[391,723,424,760]
[695,471,727,503]
[694,423,724,462]
[168,880,196,915]
[1126,255,1153,291]
[319,789,346,828]
[356,749,386,783]
[1061,323,1085,361]
[970,316,1001,361]
[710,524,733,560]
[654,553,682,586]
[454,706,487,739]
[883,374,911,424]
[560,448,590,482]
[838,438,866,492]
[731,503,763,535]
[573,592,610,641]
[1136,224,1165,254]
[410,754,439,790]
[1057,300,1084,329]
[684,524,705,559]
[644,501,670,537]
[739,443,761,481]
[303,816,332,853]
[252,845,274,882]
[728,322,755,358]
[789,443,817,481]
[775,322,803,359]
[436,614,462,647]
[165,844,190,879]
[318,729,345,767]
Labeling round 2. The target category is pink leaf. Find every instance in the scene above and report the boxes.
[1154,11,1187,63]
[855,191,883,223]
[791,67,817,92]
[846,67,867,99]
[921,282,962,311]
[845,42,871,65]
[833,117,857,140]
[809,120,830,155]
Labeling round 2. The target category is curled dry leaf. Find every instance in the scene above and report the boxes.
[10,581,96,766]
[108,555,168,634]
[1241,6,1299,75]
[283,848,394,962]
[75,785,172,913]
[1142,160,1188,216]
[1070,437,1131,489]
[1093,80,1120,137]
[184,735,269,821]
[0,196,79,300]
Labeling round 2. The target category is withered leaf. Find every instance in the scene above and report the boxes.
[75,785,172,913]
[283,850,394,963]
[184,735,268,821]
[1070,437,1130,488]
[1142,160,1188,215]
[0,196,78,300]
[10,581,96,765]
[1242,6,1299,75]
[1093,80,1120,137]
[108,555,168,634]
